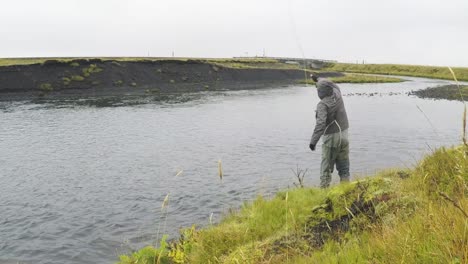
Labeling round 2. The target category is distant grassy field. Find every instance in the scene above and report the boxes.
[300,73,404,84]
[323,62,468,81]
[0,57,302,69]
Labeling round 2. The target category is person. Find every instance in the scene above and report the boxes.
[309,73,350,188]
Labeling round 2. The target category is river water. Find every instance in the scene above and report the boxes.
[0,77,465,263]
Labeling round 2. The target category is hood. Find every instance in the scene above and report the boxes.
[316,79,334,99]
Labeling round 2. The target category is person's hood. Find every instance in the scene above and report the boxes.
[316,78,334,99]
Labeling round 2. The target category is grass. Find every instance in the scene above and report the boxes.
[113,80,124,86]
[39,83,53,91]
[300,73,404,85]
[82,64,103,77]
[0,57,303,71]
[71,75,85,81]
[117,146,468,264]
[323,62,468,82]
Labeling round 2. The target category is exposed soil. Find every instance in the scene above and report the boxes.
[0,59,344,101]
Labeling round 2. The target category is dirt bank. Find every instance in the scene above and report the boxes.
[0,59,344,100]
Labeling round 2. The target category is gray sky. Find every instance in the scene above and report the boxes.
[1,0,468,66]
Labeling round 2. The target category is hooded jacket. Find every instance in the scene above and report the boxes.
[310,78,349,146]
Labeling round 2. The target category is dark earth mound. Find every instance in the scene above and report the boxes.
[0,59,344,101]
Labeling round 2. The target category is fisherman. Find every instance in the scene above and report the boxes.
[309,73,350,188]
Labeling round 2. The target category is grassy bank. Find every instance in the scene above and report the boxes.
[414,84,468,101]
[322,62,468,82]
[300,73,404,85]
[0,57,299,70]
[118,146,468,264]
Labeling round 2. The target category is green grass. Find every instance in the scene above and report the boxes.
[0,57,303,71]
[118,146,468,264]
[323,62,468,81]
[71,75,85,81]
[300,73,404,84]
[113,80,124,86]
[211,60,302,70]
[39,83,53,91]
[82,64,103,77]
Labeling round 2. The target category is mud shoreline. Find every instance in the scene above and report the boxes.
[0,59,343,101]
[413,84,468,101]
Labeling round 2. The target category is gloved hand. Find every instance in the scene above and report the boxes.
[309,144,315,151]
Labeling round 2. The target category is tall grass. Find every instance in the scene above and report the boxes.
[448,67,468,145]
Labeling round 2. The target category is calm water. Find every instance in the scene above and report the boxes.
[0,77,465,263]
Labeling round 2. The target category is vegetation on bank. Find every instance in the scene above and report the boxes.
[322,62,468,82]
[2,58,468,82]
[118,145,468,264]
[413,84,468,101]
[300,73,404,85]
[0,57,291,69]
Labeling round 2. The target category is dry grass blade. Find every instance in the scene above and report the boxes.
[218,159,223,181]
[438,191,468,218]
[416,105,440,137]
[448,67,467,145]
[209,212,214,225]
[175,170,183,177]
[291,165,308,188]
[464,107,467,146]
[161,193,170,211]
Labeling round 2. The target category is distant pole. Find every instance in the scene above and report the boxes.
[263,48,266,57]
[172,51,174,57]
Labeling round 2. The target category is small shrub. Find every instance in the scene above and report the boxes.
[70,62,80,67]
[62,77,71,85]
[39,83,53,91]
[118,235,171,264]
[113,80,123,86]
[82,64,103,77]
[130,82,137,87]
[71,75,85,81]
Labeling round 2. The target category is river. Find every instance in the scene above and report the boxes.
[0,76,464,263]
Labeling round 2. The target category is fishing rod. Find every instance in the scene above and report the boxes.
[287,0,309,87]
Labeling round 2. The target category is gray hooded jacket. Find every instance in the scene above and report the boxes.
[310,78,349,145]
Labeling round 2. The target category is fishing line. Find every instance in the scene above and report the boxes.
[287,0,309,87]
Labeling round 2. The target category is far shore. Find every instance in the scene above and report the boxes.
[1,57,467,101]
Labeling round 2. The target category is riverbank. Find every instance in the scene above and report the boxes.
[118,146,468,263]
[0,57,413,101]
[322,62,468,81]
[413,84,468,101]
[0,58,315,100]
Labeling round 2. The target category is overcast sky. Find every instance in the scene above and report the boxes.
[1,0,467,66]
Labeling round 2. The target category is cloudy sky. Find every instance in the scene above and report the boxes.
[1,0,467,66]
